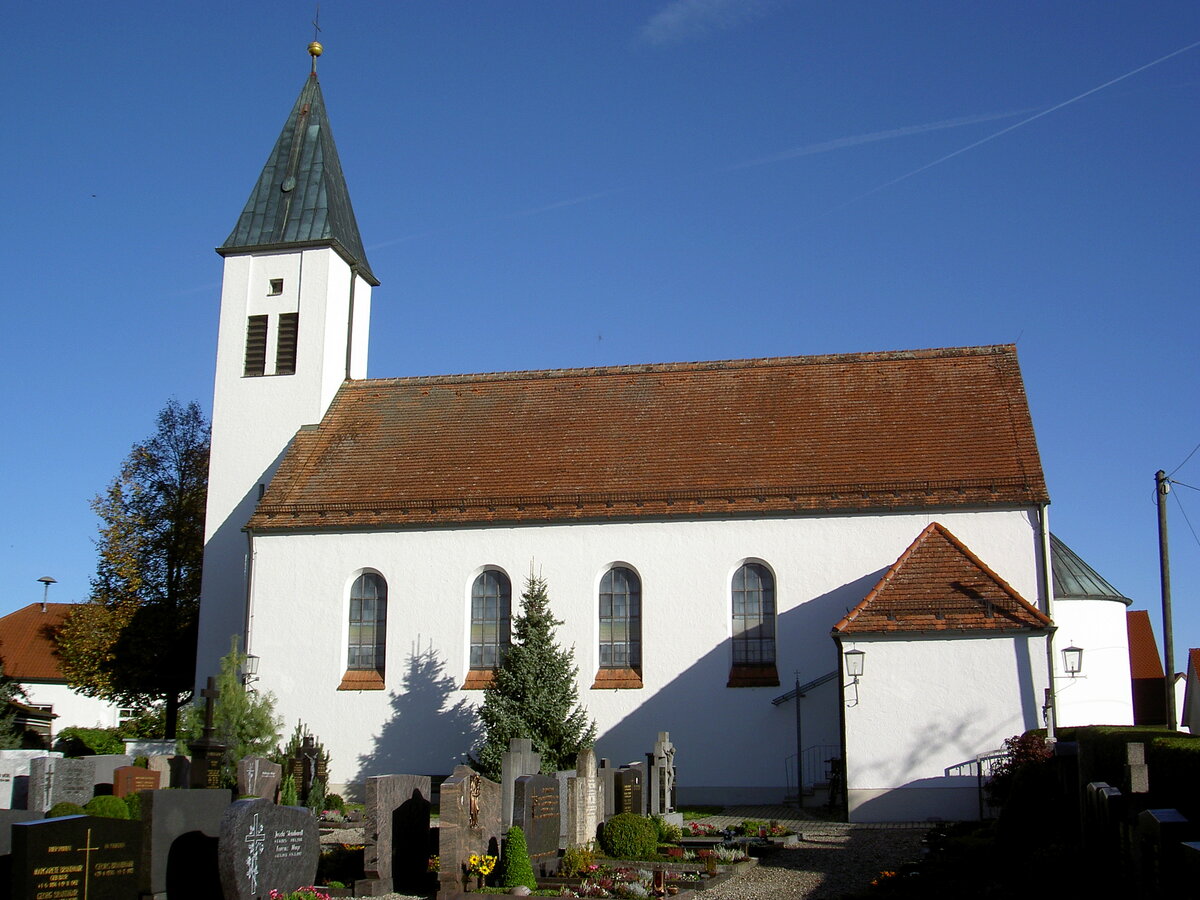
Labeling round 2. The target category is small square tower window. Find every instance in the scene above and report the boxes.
[268,278,284,296]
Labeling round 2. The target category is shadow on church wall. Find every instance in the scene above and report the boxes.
[353,639,481,785]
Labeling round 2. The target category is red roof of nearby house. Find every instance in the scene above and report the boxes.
[0,603,70,682]
[249,344,1048,531]
[832,522,1050,635]
[1127,610,1165,679]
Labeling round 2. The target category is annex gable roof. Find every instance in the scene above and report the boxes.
[249,344,1048,531]
[832,522,1051,635]
[0,603,71,683]
[1051,534,1131,604]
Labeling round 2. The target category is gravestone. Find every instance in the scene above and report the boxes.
[513,774,560,875]
[614,765,643,816]
[0,750,62,761]
[218,798,318,900]
[123,739,176,758]
[598,758,617,819]
[89,755,134,794]
[189,677,228,790]
[29,756,95,812]
[237,756,282,802]
[566,748,603,847]
[358,774,433,897]
[0,760,26,810]
[139,788,230,900]
[0,809,41,854]
[1126,742,1150,794]
[438,765,502,896]
[501,738,542,828]
[11,814,141,900]
[554,769,574,849]
[113,766,161,798]
[647,732,677,816]
[288,735,328,805]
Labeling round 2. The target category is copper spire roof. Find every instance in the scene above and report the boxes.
[832,522,1051,634]
[220,69,378,285]
[1050,534,1130,604]
[248,344,1047,531]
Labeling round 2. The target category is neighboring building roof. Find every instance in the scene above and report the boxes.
[220,70,378,285]
[250,344,1048,531]
[832,522,1051,635]
[0,603,70,682]
[1050,534,1131,605]
[1127,610,1165,679]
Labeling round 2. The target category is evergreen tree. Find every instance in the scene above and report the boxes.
[56,399,209,737]
[178,637,281,787]
[472,573,596,779]
[0,661,28,749]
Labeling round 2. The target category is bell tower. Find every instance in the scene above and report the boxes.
[194,42,379,683]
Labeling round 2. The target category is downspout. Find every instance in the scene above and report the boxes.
[243,528,257,658]
[344,264,358,380]
[1038,503,1057,742]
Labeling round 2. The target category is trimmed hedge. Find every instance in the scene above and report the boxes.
[84,795,130,819]
[499,825,537,890]
[599,813,658,860]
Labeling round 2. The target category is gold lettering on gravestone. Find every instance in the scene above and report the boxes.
[533,787,557,820]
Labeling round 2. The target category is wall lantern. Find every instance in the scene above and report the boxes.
[243,654,260,687]
[844,647,865,680]
[1062,645,1083,677]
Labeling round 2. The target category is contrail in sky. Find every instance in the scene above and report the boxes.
[838,38,1200,208]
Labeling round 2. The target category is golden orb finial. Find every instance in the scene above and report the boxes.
[308,41,324,58]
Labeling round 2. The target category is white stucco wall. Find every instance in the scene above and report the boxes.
[196,248,372,686]
[19,682,125,733]
[1050,598,1134,728]
[842,633,1049,823]
[244,507,1043,801]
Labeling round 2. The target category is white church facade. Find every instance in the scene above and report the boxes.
[195,49,1133,822]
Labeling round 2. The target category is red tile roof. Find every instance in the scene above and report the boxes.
[0,603,71,682]
[832,522,1051,634]
[250,344,1047,531]
[1127,610,1165,679]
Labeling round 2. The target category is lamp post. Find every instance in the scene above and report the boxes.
[37,576,56,613]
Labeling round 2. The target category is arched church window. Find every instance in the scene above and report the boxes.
[348,572,387,673]
[591,566,643,689]
[470,569,512,669]
[728,562,779,687]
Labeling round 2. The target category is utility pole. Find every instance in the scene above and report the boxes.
[1156,470,1177,730]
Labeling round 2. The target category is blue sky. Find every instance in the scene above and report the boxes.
[4,2,1198,672]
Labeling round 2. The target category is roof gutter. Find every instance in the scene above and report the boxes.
[1038,502,1057,742]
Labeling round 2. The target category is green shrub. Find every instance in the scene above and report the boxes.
[84,796,130,819]
[53,727,125,757]
[307,776,327,815]
[124,792,143,820]
[48,802,86,818]
[324,792,346,813]
[652,814,681,843]
[499,825,538,890]
[280,773,299,807]
[560,842,597,876]
[599,813,659,860]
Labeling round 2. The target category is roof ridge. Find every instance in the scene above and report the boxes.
[342,344,1017,388]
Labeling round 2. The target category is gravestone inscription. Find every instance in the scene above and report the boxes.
[29,757,95,812]
[513,774,560,875]
[218,798,318,900]
[113,765,161,798]
[11,814,141,900]
[566,748,603,847]
[238,756,282,802]
[614,766,643,816]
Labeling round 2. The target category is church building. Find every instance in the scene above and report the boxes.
[195,47,1133,821]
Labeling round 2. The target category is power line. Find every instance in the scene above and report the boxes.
[1169,440,1200,477]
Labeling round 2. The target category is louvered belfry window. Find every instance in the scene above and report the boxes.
[243,315,268,377]
[275,312,299,375]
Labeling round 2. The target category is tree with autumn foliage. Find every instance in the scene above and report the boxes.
[56,399,209,738]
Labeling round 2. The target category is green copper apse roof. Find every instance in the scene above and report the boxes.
[220,71,378,285]
[1051,533,1131,604]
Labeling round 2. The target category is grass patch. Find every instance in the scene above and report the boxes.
[679,805,724,820]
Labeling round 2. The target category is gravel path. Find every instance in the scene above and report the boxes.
[322,806,929,900]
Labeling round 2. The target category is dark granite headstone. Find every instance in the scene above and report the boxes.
[288,736,328,806]
[0,809,41,854]
[89,755,134,794]
[11,814,140,900]
[237,756,282,801]
[139,788,231,900]
[501,738,542,828]
[614,766,643,815]
[438,766,501,896]
[358,774,433,897]
[113,766,161,798]
[218,798,318,900]
[513,774,560,875]
[29,757,95,812]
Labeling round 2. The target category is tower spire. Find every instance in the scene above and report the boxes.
[309,6,322,74]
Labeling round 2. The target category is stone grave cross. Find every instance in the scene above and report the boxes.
[188,675,228,789]
[201,677,219,738]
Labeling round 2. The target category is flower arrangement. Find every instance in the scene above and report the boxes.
[268,888,331,900]
[870,870,898,888]
[687,822,719,836]
[428,855,441,873]
[468,854,498,878]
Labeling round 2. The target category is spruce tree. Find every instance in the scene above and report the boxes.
[472,573,596,779]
